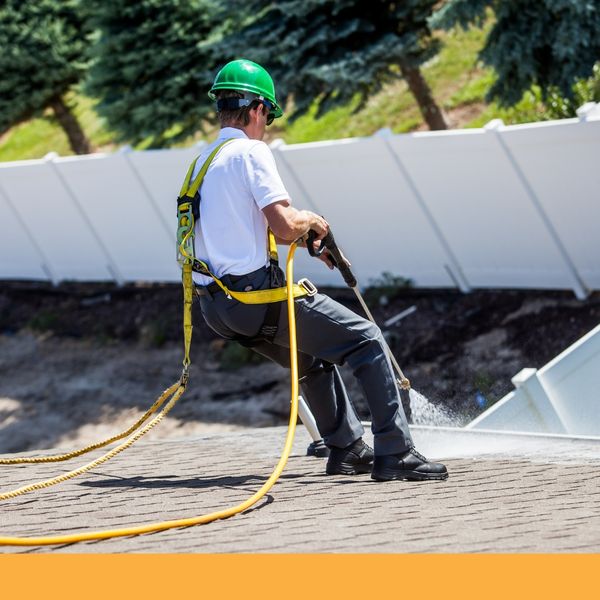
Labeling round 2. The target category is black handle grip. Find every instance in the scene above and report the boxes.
[306,229,357,288]
[306,230,326,257]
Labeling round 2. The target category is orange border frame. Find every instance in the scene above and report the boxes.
[1,554,599,599]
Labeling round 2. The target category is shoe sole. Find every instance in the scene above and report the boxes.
[371,469,449,482]
[326,462,373,476]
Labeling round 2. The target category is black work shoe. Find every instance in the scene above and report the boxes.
[371,447,448,481]
[325,438,374,475]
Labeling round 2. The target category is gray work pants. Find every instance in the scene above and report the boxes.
[197,266,413,456]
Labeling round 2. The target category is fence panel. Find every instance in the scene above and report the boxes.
[389,128,574,290]
[0,162,48,280]
[53,153,179,282]
[126,146,201,235]
[275,136,455,288]
[499,118,600,290]
[0,159,113,281]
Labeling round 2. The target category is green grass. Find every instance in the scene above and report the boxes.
[447,71,496,108]
[1,22,594,161]
[466,92,549,128]
[0,117,71,162]
[0,90,115,162]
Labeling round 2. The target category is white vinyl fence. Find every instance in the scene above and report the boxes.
[1,103,599,295]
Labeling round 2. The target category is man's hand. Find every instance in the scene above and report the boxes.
[317,249,335,270]
[303,210,329,240]
[312,243,351,271]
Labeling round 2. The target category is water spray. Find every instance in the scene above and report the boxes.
[307,229,434,421]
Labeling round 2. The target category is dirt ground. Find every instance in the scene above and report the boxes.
[1,280,599,453]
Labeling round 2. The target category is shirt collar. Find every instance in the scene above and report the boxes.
[218,127,249,140]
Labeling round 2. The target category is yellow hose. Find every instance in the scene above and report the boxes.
[0,242,301,547]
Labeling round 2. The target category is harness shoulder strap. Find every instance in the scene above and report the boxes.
[179,139,234,199]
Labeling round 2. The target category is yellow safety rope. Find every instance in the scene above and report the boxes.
[182,261,194,369]
[0,242,301,546]
[0,263,204,499]
[0,383,186,501]
[0,382,179,465]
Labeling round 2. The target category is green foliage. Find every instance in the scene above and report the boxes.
[276,22,489,143]
[214,0,442,120]
[0,0,89,133]
[364,272,413,306]
[544,64,600,119]
[465,89,549,128]
[4,17,597,160]
[466,65,600,128]
[432,0,600,106]
[84,0,220,147]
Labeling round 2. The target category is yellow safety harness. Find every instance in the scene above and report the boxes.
[176,138,315,306]
[0,139,307,547]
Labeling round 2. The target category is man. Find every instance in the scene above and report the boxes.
[188,58,447,482]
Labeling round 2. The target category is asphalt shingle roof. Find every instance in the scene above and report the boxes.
[1,426,599,553]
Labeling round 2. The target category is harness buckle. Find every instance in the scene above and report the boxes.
[298,278,318,297]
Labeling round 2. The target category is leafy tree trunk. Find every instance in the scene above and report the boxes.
[49,95,92,154]
[400,61,449,130]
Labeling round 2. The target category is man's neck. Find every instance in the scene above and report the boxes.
[221,124,262,141]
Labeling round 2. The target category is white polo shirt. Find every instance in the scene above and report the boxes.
[189,127,291,286]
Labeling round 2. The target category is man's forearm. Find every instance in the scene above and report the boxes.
[263,201,329,242]
[274,235,306,246]
[276,208,317,241]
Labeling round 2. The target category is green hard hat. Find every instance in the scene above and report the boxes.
[209,59,283,119]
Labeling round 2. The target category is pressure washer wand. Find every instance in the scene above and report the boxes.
[307,230,412,396]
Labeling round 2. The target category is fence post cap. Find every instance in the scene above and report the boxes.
[576,102,600,121]
[483,119,504,131]
[374,127,394,138]
[511,368,538,388]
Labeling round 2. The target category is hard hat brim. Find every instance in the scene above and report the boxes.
[208,84,283,119]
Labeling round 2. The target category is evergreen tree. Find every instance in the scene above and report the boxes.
[432,0,600,106]
[84,0,220,147]
[0,0,92,154]
[214,0,449,130]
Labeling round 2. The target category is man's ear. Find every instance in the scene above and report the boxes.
[249,103,262,122]
[252,103,268,120]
